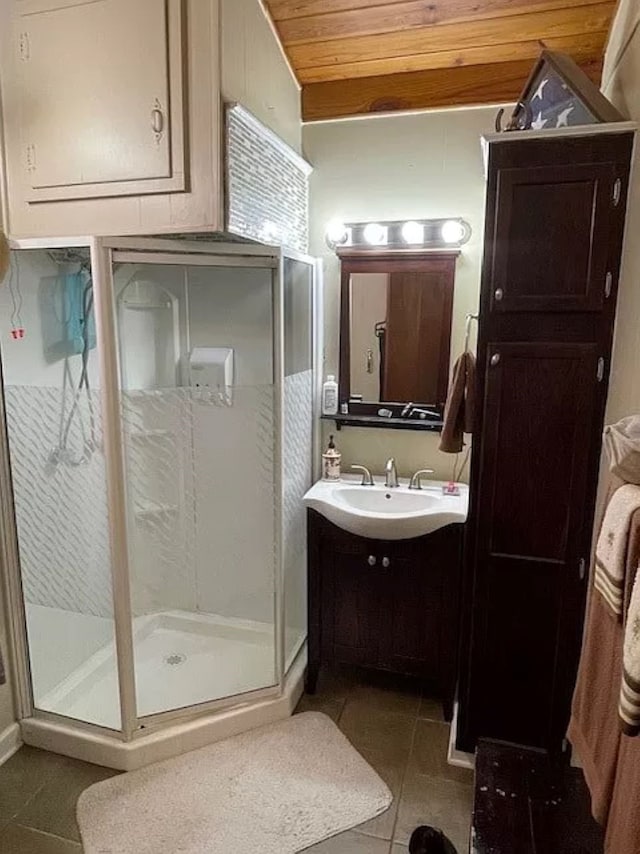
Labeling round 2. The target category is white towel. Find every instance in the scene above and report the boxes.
[620,562,640,734]
[594,484,640,616]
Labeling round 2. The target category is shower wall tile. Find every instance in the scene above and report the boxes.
[4,386,113,618]
[226,105,311,254]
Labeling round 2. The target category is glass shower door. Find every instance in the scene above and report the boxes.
[0,246,120,730]
[112,252,280,719]
[282,254,316,671]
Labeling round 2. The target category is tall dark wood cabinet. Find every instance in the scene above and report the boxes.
[458,131,634,753]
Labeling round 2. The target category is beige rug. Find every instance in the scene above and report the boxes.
[77,712,392,853]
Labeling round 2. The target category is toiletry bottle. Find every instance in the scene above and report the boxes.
[322,375,339,415]
[322,434,341,481]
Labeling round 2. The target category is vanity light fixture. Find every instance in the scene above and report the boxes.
[441,219,467,244]
[401,220,425,245]
[325,218,471,251]
[325,219,349,248]
[363,223,388,246]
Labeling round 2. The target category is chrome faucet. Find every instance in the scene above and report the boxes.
[385,458,399,488]
[351,464,374,486]
[401,402,440,420]
[409,469,435,490]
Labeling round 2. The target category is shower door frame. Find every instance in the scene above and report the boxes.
[0,235,317,744]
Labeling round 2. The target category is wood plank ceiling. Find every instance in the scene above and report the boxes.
[262,0,617,121]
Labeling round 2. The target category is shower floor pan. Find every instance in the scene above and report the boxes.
[32,608,299,730]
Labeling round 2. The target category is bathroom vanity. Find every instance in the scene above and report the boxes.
[305,488,466,719]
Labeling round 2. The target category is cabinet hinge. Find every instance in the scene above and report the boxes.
[579,558,587,581]
[612,178,622,207]
[597,357,605,383]
[18,32,30,62]
[25,143,36,174]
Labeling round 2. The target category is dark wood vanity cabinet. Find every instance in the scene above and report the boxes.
[306,509,463,718]
[458,131,634,754]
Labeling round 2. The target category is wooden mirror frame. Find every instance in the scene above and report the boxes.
[337,249,459,429]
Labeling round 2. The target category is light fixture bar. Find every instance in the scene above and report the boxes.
[325,218,471,250]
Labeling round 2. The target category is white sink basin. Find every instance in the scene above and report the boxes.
[303,476,468,540]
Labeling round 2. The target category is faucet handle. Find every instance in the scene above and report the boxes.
[409,469,435,490]
[351,464,374,486]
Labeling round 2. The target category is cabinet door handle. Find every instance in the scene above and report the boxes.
[490,353,501,367]
[151,102,165,141]
[494,287,504,302]
[367,555,377,566]
[382,556,390,568]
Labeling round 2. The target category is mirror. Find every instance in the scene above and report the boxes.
[339,252,458,425]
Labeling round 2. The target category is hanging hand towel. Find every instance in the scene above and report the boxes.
[620,563,640,734]
[604,415,640,485]
[439,351,476,454]
[594,484,640,616]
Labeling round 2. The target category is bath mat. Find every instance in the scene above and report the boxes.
[77,712,392,854]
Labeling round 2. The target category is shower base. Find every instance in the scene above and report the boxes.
[28,605,304,731]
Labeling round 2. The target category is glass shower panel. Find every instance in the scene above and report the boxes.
[0,249,120,730]
[283,257,314,670]
[114,261,278,718]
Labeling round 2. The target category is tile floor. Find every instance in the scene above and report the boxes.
[0,666,473,853]
[297,666,474,853]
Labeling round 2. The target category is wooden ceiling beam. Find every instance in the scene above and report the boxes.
[266,0,408,23]
[289,3,615,73]
[301,57,603,121]
[275,0,611,46]
[298,31,608,83]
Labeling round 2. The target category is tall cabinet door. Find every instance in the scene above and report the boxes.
[489,163,615,313]
[469,343,599,748]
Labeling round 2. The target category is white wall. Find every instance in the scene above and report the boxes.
[602,0,640,425]
[221,0,301,153]
[304,106,503,479]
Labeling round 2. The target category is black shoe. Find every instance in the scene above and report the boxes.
[408,825,458,854]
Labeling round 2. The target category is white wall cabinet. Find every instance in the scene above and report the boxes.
[0,0,301,238]
[17,0,185,202]
[1,0,210,237]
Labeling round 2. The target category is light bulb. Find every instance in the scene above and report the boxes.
[325,220,348,247]
[363,223,387,246]
[402,221,424,244]
[441,219,465,244]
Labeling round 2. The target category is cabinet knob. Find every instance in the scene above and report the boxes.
[382,556,390,568]
[490,353,501,367]
[494,287,504,302]
[367,555,377,566]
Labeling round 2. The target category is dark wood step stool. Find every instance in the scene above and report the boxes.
[471,740,604,854]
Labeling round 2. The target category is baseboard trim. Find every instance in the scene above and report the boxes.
[0,722,22,766]
[447,701,475,770]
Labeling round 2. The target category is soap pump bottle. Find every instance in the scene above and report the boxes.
[322,434,341,481]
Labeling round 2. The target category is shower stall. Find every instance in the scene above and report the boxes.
[0,237,319,769]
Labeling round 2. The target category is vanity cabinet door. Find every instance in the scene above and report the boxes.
[15,0,185,202]
[319,534,383,668]
[377,527,463,710]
